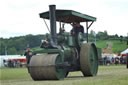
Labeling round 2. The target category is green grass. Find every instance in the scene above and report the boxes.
[0,67,30,80]
[96,40,127,53]
[0,65,128,85]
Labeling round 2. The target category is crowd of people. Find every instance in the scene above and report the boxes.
[3,59,25,68]
[102,55,126,65]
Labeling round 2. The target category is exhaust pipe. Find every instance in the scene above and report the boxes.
[49,5,57,46]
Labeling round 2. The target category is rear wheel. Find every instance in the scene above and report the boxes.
[80,43,98,76]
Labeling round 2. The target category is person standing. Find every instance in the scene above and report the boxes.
[24,48,33,65]
[70,22,84,35]
[104,56,107,65]
[70,22,85,62]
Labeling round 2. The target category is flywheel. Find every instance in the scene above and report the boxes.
[80,43,98,76]
[28,54,65,80]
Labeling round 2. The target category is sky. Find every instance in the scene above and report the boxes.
[0,0,128,38]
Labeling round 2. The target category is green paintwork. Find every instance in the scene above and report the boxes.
[40,10,96,23]
[41,49,60,53]
[55,54,65,80]
[89,43,98,76]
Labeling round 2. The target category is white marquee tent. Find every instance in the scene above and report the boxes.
[121,48,128,54]
[0,55,25,67]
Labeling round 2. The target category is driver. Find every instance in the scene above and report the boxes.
[70,22,84,35]
[70,22,85,57]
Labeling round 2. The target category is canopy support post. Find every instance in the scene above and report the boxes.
[86,21,94,42]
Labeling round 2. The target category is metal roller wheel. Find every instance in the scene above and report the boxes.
[80,43,98,76]
[28,54,65,80]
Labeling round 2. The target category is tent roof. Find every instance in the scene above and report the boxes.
[39,10,96,23]
[121,48,128,54]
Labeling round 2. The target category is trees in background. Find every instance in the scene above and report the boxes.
[0,34,44,55]
[89,30,109,41]
[88,30,122,42]
[0,31,127,55]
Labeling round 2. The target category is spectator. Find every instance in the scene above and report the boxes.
[24,48,33,65]
[111,57,115,64]
[115,57,119,65]
[104,56,107,65]
[120,56,123,64]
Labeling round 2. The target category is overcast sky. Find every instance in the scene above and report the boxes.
[0,0,128,38]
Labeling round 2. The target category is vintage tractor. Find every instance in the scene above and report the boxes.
[27,5,100,80]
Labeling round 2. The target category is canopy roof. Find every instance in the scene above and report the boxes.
[39,10,96,23]
[121,48,128,54]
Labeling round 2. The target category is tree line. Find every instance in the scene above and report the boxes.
[0,31,127,55]
[0,34,45,55]
[88,30,127,42]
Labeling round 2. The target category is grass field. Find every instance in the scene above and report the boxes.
[96,40,127,53]
[0,65,128,85]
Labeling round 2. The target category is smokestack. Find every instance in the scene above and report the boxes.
[49,5,57,45]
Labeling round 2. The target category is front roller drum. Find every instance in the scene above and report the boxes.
[80,43,98,76]
[28,54,65,80]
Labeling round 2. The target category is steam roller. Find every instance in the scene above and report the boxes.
[26,5,101,80]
